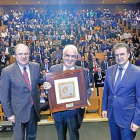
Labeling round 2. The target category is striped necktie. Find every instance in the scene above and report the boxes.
[23,67,34,107]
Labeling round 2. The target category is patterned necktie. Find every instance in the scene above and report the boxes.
[23,67,34,106]
[114,68,123,94]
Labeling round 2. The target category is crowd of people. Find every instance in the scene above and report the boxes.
[0,7,140,140]
[0,7,140,92]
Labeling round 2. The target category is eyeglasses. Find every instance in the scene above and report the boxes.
[16,53,29,56]
[114,53,126,58]
[64,54,76,59]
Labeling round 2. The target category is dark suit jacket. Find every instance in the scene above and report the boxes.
[52,51,62,61]
[76,60,88,68]
[107,51,115,60]
[0,62,40,122]
[0,55,10,66]
[40,63,52,71]
[61,39,71,46]
[41,53,51,62]
[30,54,41,63]
[2,47,13,55]
[48,64,91,124]
[135,59,140,66]
[101,60,111,71]
[0,64,3,75]
[88,60,100,72]
[129,51,137,60]
[102,62,140,128]
[94,71,105,87]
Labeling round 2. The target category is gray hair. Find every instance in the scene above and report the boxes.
[113,43,130,54]
[14,43,30,55]
[63,45,78,57]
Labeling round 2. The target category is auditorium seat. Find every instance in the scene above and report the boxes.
[40,110,53,119]
[0,104,4,121]
[85,88,102,117]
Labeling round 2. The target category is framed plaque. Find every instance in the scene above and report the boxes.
[46,69,87,113]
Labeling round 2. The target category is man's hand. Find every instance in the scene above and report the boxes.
[43,82,52,90]
[102,111,107,118]
[8,115,15,123]
[131,123,139,132]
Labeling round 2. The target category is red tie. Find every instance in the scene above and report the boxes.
[23,67,34,107]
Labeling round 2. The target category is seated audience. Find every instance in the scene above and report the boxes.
[101,55,111,71]
[39,84,49,111]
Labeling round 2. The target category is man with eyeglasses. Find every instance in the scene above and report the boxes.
[102,43,140,140]
[45,45,91,140]
[0,44,40,140]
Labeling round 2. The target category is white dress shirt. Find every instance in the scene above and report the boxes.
[115,61,129,84]
[17,63,31,86]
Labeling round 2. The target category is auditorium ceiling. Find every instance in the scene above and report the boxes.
[0,0,139,5]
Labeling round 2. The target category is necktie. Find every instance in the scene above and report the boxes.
[23,67,34,106]
[94,63,96,71]
[78,53,81,60]
[105,62,108,70]
[45,64,48,72]
[81,61,84,67]
[114,68,123,94]
[99,72,101,79]
[57,52,60,59]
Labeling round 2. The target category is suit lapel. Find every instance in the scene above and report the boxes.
[58,64,63,71]
[111,64,118,93]
[116,62,133,94]
[13,62,27,87]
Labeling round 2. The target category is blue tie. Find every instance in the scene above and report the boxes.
[114,68,123,94]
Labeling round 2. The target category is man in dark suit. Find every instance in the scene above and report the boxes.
[30,50,41,63]
[52,47,62,64]
[107,48,115,60]
[94,65,105,88]
[3,42,13,55]
[88,55,100,73]
[0,44,40,140]
[101,55,111,71]
[0,50,10,67]
[39,84,49,111]
[76,56,88,68]
[40,58,52,72]
[135,54,140,66]
[101,31,109,40]
[46,45,91,140]
[129,47,136,61]
[61,35,71,46]
[102,43,140,140]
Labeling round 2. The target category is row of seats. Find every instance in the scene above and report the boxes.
[0,87,104,121]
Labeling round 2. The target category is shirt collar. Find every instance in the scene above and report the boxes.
[63,64,75,71]
[17,62,29,70]
[118,61,129,70]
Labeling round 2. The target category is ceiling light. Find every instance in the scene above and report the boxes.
[38,2,40,3]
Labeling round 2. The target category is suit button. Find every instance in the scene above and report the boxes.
[114,95,116,97]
